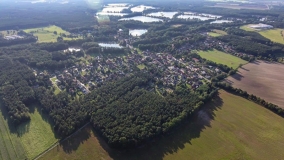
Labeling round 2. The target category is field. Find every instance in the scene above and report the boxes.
[212,4,269,10]
[225,60,284,109]
[24,25,82,43]
[208,29,227,37]
[0,101,26,160]
[40,90,284,160]
[0,102,59,160]
[240,26,284,44]
[258,29,284,44]
[197,49,248,69]
[96,15,110,25]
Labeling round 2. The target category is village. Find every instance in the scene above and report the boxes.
[34,45,226,96]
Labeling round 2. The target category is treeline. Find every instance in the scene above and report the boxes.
[0,59,36,124]
[217,35,283,57]
[215,82,284,117]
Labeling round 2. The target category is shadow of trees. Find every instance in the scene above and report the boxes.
[96,94,224,160]
[0,100,59,138]
[60,126,92,154]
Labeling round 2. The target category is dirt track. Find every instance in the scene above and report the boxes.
[225,60,284,109]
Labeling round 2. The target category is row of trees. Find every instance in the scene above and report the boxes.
[215,82,284,117]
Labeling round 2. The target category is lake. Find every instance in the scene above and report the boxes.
[131,5,155,12]
[129,29,148,36]
[177,15,215,21]
[210,20,233,24]
[98,43,123,48]
[119,16,163,23]
[147,12,178,19]
[101,6,130,13]
[96,12,128,16]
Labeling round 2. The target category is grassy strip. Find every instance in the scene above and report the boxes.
[197,49,248,69]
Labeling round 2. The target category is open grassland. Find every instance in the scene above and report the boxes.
[24,25,82,43]
[0,102,27,160]
[240,26,284,44]
[40,90,284,160]
[208,29,227,37]
[0,102,59,160]
[226,60,284,109]
[96,15,110,25]
[258,28,284,44]
[39,124,111,160]
[18,104,59,159]
[197,49,248,69]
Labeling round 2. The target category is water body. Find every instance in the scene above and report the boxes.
[98,43,123,48]
[101,6,129,13]
[131,5,155,12]
[210,20,233,24]
[129,29,148,36]
[96,12,128,16]
[177,15,215,21]
[119,16,163,23]
[147,12,178,19]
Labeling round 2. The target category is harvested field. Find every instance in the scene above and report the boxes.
[40,90,284,160]
[225,60,284,108]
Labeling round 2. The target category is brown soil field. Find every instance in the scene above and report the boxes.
[225,60,284,108]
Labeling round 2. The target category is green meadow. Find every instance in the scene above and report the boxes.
[208,29,227,37]
[197,49,247,69]
[0,101,59,160]
[24,25,82,43]
[240,25,284,44]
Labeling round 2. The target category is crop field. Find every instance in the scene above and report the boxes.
[0,102,59,160]
[225,60,284,109]
[39,124,111,160]
[40,90,284,160]
[208,29,227,37]
[24,25,82,43]
[197,49,248,69]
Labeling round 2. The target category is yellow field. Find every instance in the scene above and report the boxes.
[41,90,284,160]
[24,25,82,43]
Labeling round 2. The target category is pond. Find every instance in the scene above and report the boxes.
[210,20,233,24]
[119,16,163,23]
[177,15,215,21]
[129,29,148,36]
[147,12,178,19]
[131,5,155,12]
[98,43,123,48]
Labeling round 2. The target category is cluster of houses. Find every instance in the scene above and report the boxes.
[37,47,225,96]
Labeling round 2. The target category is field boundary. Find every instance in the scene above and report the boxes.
[33,122,90,160]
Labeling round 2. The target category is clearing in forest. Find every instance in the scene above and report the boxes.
[197,49,247,69]
[0,102,59,160]
[40,90,284,160]
[225,60,284,109]
[208,29,227,37]
[24,25,82,43]
[240,26,284,44]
